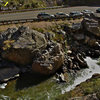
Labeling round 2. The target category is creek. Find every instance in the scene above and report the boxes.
[0,57,99,100]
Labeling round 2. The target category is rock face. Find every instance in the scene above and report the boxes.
[82,18,100,37]
[32,42,64,75]
[64,23,85,41]
[0,26,47,65]
[0,26,64,75]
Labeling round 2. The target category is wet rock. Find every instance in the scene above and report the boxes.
[0,26,47,65]
[76,53,88,68]
[92,73,100,79]
[66,51,88,71]
[55,73,68,83]
[58,73,66,83]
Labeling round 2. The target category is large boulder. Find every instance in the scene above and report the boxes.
[0,26,47,65]
[82,18,100,37]
[0,26,64,75]
[32,42,65,75]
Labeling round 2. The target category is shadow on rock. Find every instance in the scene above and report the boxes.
[0,61,20,83]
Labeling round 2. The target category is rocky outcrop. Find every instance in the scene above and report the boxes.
[63,17,100,58]
[0,26,47,65]
[65,51,88,71]
[0,26,64,75]
[82,18,100,37]
[64,23,85,41]
[32,42,64,75]
[64,23,82,33]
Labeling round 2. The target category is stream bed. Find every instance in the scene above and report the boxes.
[0,57,100,100]
[62,57,100,93]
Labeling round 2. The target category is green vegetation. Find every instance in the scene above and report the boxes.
[1,73,100,100]
[0,0,65,10]
[56,75,100,100]
[0,0,46,10]
[0,73,62,100]
[1,0,100,10]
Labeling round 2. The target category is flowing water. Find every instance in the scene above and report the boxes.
[62,57,100,93]
[0,57,100,100]
[0,83,7,89]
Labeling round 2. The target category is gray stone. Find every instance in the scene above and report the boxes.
[82,18,100,37]
[0,26,47,65]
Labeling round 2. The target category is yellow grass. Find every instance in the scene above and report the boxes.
[0,19,82,32]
